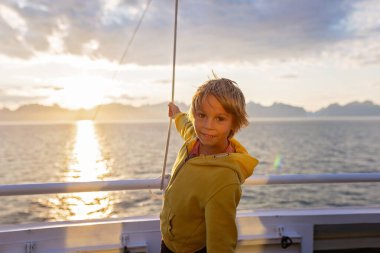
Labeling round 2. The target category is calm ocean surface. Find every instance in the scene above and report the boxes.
[1,118,380,225]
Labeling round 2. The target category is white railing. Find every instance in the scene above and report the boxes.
[244,173,380,185]
[1,173,380,196]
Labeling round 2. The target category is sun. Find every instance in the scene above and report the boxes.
[53,75,112,109]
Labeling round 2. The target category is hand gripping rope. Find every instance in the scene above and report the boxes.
[160,0,179,190]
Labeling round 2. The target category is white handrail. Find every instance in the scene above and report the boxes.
[0,178,167,196]
[244,173,380,185]
[0,173,379,196]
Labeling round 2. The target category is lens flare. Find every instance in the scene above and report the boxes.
[273,154,283,173]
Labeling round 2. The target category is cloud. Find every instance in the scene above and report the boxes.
[0,88,46,109]
[0,3,27,35]
[0,3,33,58]
[0,84,57,104]
[35,85,64,91]
[153,79,171,85]
[0,93,45,103]
[342,0,380,35]
[279,74,298,79]
[110,93,148,103]
[0,1,379,66]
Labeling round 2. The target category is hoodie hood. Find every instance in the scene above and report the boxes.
[185,137,259,184]
[228,138,258,182]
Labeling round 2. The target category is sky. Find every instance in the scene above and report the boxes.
[0,0,380,112]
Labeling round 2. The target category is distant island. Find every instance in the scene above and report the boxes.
[1,101,380,122]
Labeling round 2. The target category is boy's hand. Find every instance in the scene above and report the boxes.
[168,102,181,119]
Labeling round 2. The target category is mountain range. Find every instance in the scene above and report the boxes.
[1,101,380,122]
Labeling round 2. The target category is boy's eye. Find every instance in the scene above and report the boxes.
[197,113,205,118]
[216,116,225,122]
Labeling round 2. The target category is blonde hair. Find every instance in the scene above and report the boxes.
[189,77,249,137]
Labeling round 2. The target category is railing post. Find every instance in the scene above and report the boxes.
[25,242,35,253]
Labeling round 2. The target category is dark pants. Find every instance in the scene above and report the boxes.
[161,241,207,253]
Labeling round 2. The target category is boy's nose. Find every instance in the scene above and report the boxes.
[204,118,214,128]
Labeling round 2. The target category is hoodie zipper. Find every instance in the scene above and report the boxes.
[168,160,187,188]
[168,143,192,186]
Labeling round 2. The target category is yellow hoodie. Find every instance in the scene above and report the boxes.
[160,113,258,253]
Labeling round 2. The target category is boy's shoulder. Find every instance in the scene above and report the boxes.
[230,138,249,154]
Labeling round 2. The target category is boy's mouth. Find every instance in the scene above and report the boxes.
[201,133,215,139]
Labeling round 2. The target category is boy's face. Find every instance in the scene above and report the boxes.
[194,94,234,155]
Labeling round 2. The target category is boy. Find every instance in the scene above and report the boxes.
[161,77,258,253]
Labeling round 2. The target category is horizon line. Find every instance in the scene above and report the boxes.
[0,99,379,113]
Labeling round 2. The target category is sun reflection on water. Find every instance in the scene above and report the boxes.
[49,120,114,221]
[67,120,108,181]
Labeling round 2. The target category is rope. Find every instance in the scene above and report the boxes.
[160,0,179,190]
[92,0,153,121]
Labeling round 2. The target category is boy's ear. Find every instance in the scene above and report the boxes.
[228,129,235,139]
[229,119,237,138]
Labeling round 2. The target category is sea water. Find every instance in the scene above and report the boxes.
[0,118,380,224]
